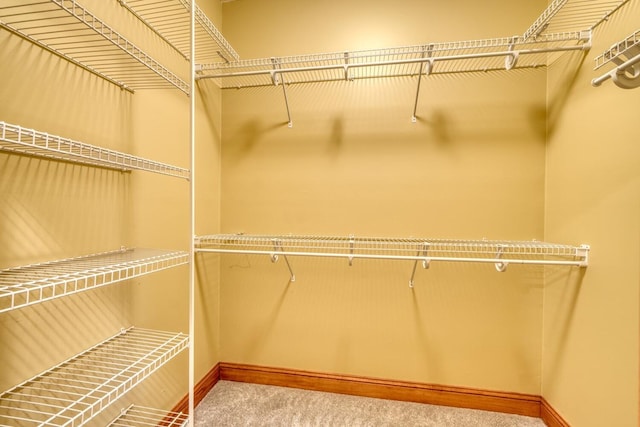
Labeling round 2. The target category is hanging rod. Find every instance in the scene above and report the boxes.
[0,0,190,94]
[592,29,640,89]
[195,234,589,287]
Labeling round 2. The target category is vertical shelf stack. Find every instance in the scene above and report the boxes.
[0,0,236,425]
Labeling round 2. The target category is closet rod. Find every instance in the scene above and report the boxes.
[592,53,640,88]
[195,248,588,267]
[196,44,589,82]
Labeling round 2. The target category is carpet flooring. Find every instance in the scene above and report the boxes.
[194,380,546,427]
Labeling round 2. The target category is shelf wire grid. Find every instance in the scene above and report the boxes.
[118,0,239,65]
[0,121,190,179]
[196,32,590,88]
[0,248,189,314]
[0,327,189,427]
[0,0,189,94]
[107,405,188,427]
[195,234,589,267]
[524,0,632,40]
[594,28,640,69]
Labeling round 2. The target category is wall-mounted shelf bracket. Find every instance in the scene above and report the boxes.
[592,29,640,89]
[270,239,296,282]
[271,58,293,127]
[409,242,430,288]
[412,45,433,123]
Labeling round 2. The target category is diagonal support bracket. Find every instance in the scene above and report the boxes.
[409,242,430,288]
[412,45,433,123]
[271,58,293,127]
[270,239,296,282]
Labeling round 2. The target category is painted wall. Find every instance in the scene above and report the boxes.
[0,0,221,422]
[543,1,640,425]
[219,0,547,395]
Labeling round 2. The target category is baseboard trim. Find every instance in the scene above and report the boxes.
[218,362,541,418]
[540,397,570,427]
[172,363,220,414]
[175,362,571,426]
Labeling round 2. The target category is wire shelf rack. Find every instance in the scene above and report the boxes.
[592,28,640,89]
[0,327,189,427]
[523,0,632,40]
[195,234,590,286]
[107,405,188,427]
[0,121,190,179]
[0,0,189,94]
[0,248,189,314]
[117,0,239,65]
[196,32,591,88]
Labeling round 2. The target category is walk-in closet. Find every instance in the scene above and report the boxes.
[1,1,638,426]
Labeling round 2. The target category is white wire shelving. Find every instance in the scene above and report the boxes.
[195,234,590,287]
[592,29,640,88]
[0,248,189,314]
[0,327,189,427]
[0,121,190,179]
[0,0,189,94]
[196,0,632,125]
[117,0,239,65]
[107,405,188,427]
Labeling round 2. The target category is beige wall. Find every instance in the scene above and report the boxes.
[543,1,640,426]
[0,0,221,422]
[219,0,547,394]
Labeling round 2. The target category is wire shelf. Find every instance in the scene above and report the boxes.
[196,234,589,286]
[118,0,239,64]
[196,234,589,264]
[523,0,631,40]
[594,29,640,70]
[0,121,190,178]
[0,327,189,427]
[197,32,591,88]
[0,248,189,314]
[591,28,640,88]
[0,0,189,94]
[107,405,188,427]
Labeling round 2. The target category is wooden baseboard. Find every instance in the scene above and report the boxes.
[540,398,570,427]
[219,362,541,418]
[175,362,571,426]
[172,363,220,414]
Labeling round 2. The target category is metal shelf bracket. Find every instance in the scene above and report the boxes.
[270,239,296,282]
[592,29,640,89]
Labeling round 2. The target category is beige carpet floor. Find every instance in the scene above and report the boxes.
[194,380,546,427]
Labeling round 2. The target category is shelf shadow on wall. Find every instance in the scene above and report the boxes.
[541,265,586,388]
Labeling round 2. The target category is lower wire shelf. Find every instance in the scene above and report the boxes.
[0,327,189,427]
[0,248,189,314]
[195,234,590,286]
[107,405,188,427]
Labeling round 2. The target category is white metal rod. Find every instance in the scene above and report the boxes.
[188,0,196,424]
[197,44,588,80]
[592,52,640,86]
[195,248,586,266]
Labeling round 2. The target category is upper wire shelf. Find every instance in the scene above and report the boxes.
[0,248,189,314]
[107,405,189,427]
[196,32,591,88]
[0,327,189,427]
[195,234,590,287]
[592,28,640,89]
[523,0,632,40]
[0,0,189,94]
[0,121,190,179]
[117,0,239,65]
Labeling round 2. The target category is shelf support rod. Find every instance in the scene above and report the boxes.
[592,52,640,88]
[270,239,296,282]
[271,58,293,127]
[409,242,430,288]
[412,45,433,123]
